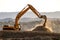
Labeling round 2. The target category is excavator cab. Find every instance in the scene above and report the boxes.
[3,24,21,30]
[3,25,15,30]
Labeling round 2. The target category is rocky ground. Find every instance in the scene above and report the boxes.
[0,18,60,40]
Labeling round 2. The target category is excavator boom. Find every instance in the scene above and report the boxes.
[14,4,42,29]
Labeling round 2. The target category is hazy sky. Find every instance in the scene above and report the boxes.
[0,0,60,12]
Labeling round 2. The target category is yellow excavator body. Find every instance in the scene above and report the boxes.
[3,4,48,31]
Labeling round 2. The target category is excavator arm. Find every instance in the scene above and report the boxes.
[14,5,30,29]
[28,4,41,18]
[14,4,42,30]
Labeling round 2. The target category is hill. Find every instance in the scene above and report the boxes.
[0,11,60,19]
[0,18,60,33]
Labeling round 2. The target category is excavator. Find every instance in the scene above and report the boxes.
[3,4,49,31]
